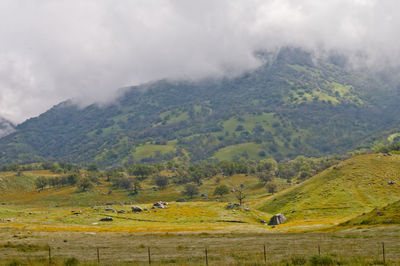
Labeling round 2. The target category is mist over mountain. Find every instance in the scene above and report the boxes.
[0,117,15,139]
[2,1,400,124]
[1,48,400,167]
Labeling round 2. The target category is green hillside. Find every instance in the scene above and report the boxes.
[1,48,400,167]
[341,200,400,226]
[257,154,400,227]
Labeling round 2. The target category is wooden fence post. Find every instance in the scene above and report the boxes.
[97,247,100,264]
[205,247,209,266]
[48,246,51,264]
[263,244,266,263]
[382,242,385,264]
[148,247,151,265]
[318,244,321,256]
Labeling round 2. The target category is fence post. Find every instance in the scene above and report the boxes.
[205,247,209,266]
[148,247,151,265]
[97,247,100,264]
[382,242,385,264]
[48,246,51,264]
[318,244,321,256]
[263,244,266,263]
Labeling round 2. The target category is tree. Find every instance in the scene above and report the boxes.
[66,173,79,185]
[77,177,93,192]
[213,185,229,197]
[257,171,273,184]
[234,184,246,205]
[182,183,199,199]
[35,176,47,190]
[113,176,133,191]
[87,164,99,172]
[133,179,141,194]
[153,175,169,190]
[266,182,277,194]
[130,165,154,180]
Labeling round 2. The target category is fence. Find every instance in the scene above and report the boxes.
[2,239,398,265]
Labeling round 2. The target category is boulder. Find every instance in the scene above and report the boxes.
[118,210,126,214]
[153,201,168,208]
[176,198,186,202]
[226,203,240,210]
[388,181,395,185]
[268,213,287,225]
[104,207,115,211]
[99,217,113,222]
[131,206,143,212]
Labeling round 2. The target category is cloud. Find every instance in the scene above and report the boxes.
[0,0,399,123]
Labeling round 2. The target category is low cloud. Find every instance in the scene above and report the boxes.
[1,0,400,123]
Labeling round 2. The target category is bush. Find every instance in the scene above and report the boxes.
[6,259,22,266]
[64,257,79,266]
[291,255,307,265]
[309,255,335,265]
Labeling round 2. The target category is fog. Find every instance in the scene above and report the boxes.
[1,0,400,123]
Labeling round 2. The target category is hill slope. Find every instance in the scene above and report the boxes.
[257,154,400,226]
[1,48,400,167]
[341,200,400,226]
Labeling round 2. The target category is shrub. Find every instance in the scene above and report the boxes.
[309,255,335,265]
[64,257,79,266]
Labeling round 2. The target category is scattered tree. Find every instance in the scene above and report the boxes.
[153,175,169,190]
[35,176,47,190]
[213,185,229,198]
[182,183,199,199]
[77,177,93,192]
[234,184,246,205]
[266,182,277,194]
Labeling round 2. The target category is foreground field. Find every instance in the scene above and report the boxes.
[1,226,400,265]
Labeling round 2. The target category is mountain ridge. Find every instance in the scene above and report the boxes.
[1,48,400,167]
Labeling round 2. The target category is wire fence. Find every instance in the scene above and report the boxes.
[2,237,400,265]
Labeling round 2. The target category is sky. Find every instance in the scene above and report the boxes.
[1,0,400,123]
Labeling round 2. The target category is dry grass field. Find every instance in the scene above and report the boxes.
[1,226,400,265]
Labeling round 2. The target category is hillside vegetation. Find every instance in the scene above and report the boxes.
[1,48,400,167]
[341,200,400,226]
[257,154,400,227]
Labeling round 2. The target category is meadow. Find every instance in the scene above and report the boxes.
[2,154,400,264]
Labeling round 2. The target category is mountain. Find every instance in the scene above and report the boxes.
[257,154,400,225]
[1,48,400,167]
[0,117,15,139]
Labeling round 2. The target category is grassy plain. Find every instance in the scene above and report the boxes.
[1,226,400,265]
[2,154,400,264]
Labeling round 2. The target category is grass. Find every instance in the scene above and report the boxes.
[1,226,400,264]
[3,154,400,263]
[342,200,400,226]
[222,113,276,134]
[133,144,176,161]
[212,143,264,161]
[257,154,400,228]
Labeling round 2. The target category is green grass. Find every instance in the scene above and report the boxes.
[222,113,276,134]
[212,143,264,161]
[133,144,176,161]
[257,154,400,227]
[342,200,400,226]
